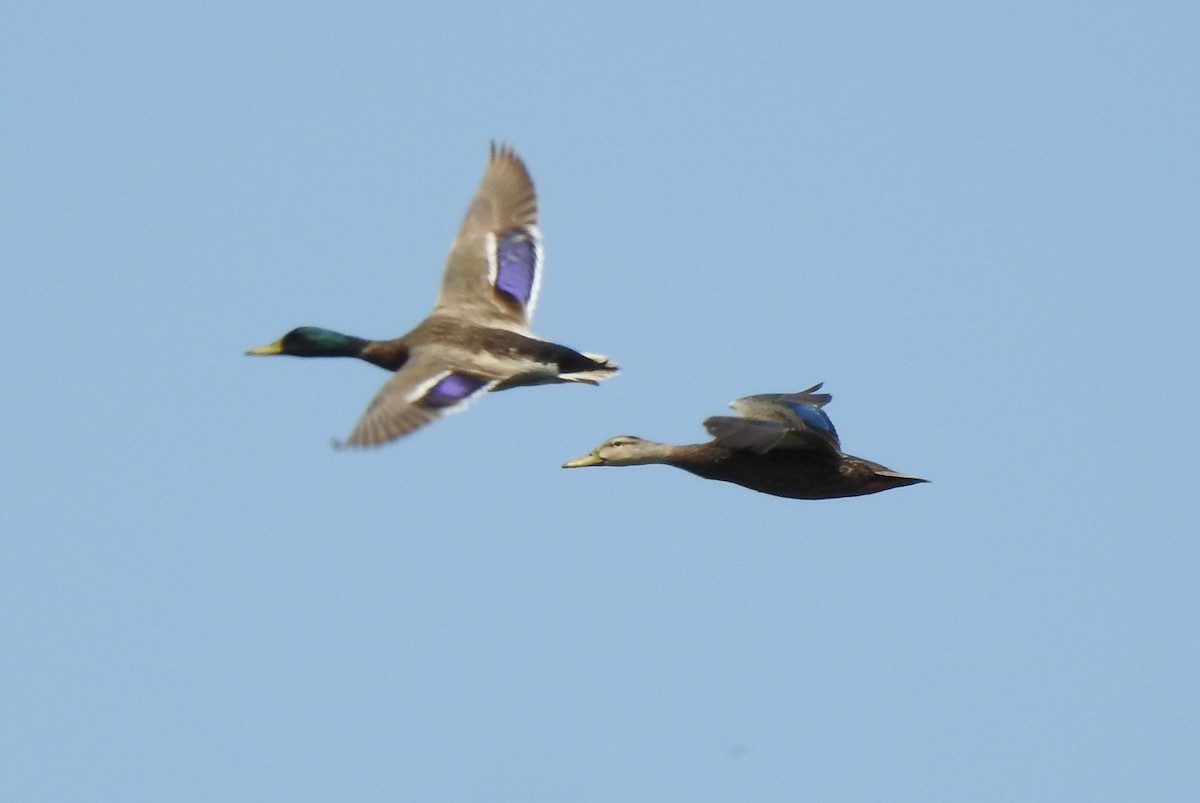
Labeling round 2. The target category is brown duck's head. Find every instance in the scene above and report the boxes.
[562,436,671,468]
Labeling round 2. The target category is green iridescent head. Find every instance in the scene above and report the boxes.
[245,327,367,358]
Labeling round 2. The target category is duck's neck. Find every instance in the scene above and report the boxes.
[357,339,409,371]
[665,441,741,481]
[652,441,730,469]
[291,329,410,370]
[623,440,694,466]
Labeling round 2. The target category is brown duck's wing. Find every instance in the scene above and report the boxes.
[702,416,786,455]
[431,143,541,333]
[732,384,832,416]
[707,383,842,456]
[341,349,498,447]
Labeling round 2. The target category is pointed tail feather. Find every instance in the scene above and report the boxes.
[566,353,618,384]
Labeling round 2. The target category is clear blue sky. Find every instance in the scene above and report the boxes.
[4,1,1198,800]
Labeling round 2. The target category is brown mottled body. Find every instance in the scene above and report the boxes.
[662,442,919,500]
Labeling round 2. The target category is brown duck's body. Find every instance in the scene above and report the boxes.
[657,442,915,500]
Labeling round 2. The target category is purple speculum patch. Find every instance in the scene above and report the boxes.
[424,372,489,408]
[494,229,538,305]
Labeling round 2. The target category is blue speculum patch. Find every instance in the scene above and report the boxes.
[494,229,538,305]
[786,402,836,433]
[424,373,489,408]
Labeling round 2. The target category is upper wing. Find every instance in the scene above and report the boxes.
[340,350,497,447]
[703,416,795,455]
[431,143,541,332]
[704,383,841,455]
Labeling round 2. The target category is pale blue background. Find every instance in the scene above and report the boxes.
[4,2,1198,800]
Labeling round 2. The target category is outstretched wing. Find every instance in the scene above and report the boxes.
[704,383,841,455]
[432,143,541,332]
[703,416,794,455]
[340,350,497,447]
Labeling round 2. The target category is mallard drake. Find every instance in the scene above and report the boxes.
[563,384,926,499]
[247,144,617,447]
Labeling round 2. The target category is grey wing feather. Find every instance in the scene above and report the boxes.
[719,383,842,455]
[432,143,539,331]
[341,350,496,447]
[703,416,789,455]
[728,383,831,419]
[781,382,831,406]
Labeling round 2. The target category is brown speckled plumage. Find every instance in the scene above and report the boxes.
[652,441,921,500]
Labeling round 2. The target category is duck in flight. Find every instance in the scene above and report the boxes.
[247,144,617,447]
[563,384,926,499]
